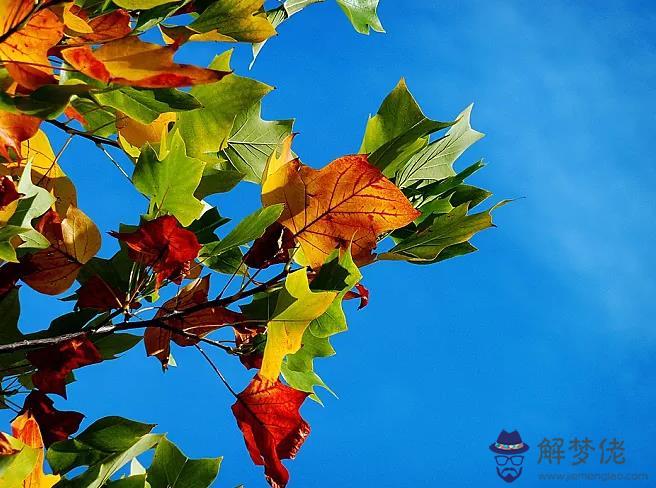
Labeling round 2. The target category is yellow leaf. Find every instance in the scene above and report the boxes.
[0,2,64,90]
[261,149,420,268]
[11,413,60,488]
[22,206,101,295]
[259,269,336,381]
[61,36,230,88]
[2,130,78,215]
[61,2,93,34]
[117,111,176,149]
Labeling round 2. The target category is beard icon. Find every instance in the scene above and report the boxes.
[496,466,523,483]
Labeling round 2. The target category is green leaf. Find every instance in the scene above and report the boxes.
[282,250,361,400]
[132,130,205,226]
[94,333,142,360]
[204,204,284,256]
[199,245,246,275]
[177,50,272,159]
[147,437,221,488]
[336,0,384,34]
[8,161,55,250]
[0,225,29,262]
[220,101,294,183]
[106,474,148,488]
[93,87,202,124]
[381,203,504,263]
[360,79,453,175]
[112,0,177,8]
[396,104,484,187]
[0,85,89,119]
[186,207,230,244]
[194,163,244,199]
[75,417,156,452]
[71,97,117,138]
[188,0,276,42]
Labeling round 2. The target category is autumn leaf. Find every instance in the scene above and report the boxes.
[9,129,77,216]
[66,7,132,44]
[20,391,83,447]
[144,275,242,368]
[26,335,102,398]
[259,268,336,381]
[0,2,64,90]
[0,175,22,221]
[232,376,309,488]
[61,36,230,88]
[234,325,265,369]
[261,148,420,268]
[243,221,294,269]
[21,206,102,295]
[0,111,40,163]
[344,282,369,309]
[76,274,131,311]
[110,215,201,288]
[11,410,61,488]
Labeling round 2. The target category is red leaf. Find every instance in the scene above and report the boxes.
[344,282,370,309]
[110,215,201,289]
[76,274,134,311]
[27,336,102,398]
[0,176,22,208]
[144,275,242,368]
[234,325,265,370]
[243,222,295,269]
[20,391,83,447]
[69,7,132,44]
[0,263,22,297]
[232,376,310,488]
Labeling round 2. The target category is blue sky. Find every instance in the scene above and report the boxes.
[4,1,656,487]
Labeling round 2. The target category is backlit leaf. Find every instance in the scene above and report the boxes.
[232,376,309,488]
[261,150,419,268]
[336,0,384,34]
[61,37,230,88]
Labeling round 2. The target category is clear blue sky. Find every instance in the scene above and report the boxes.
[5,1,656,486]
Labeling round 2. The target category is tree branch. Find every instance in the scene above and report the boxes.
[46,119,121,149]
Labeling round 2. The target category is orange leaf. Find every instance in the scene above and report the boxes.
[22,207,101,295]
[0,111,40,162]
[144,275,242,367]
[68,7,132,44]
[11,411,60,487]
[0,2,64,90]
[232,376,310,488]
[61,36,229,88]
[261,152,420,268]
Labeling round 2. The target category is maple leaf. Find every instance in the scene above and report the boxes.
[0,111,40,162]
[243,221,295,269]
[11,410,61,488]
[61,36,230,88]
[261,145,420,268]
[21,206,102,295]
[110,215,201,288]
[20,391,83,447]
[144,275,242,367]
[0,1,64,90]
[232,376,310,488]
[259,268,336,381]
[26,335,102,398]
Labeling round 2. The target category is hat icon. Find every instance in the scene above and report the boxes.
[489,430,529,454]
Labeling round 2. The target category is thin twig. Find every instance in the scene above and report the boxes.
[46,119,120,148]
[195,344,238,398]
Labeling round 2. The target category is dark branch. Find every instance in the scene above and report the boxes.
[46,120,121,149]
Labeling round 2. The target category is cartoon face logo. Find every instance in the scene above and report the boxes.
[489,430,529,483]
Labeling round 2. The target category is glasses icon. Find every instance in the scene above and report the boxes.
[495,455,524,466]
